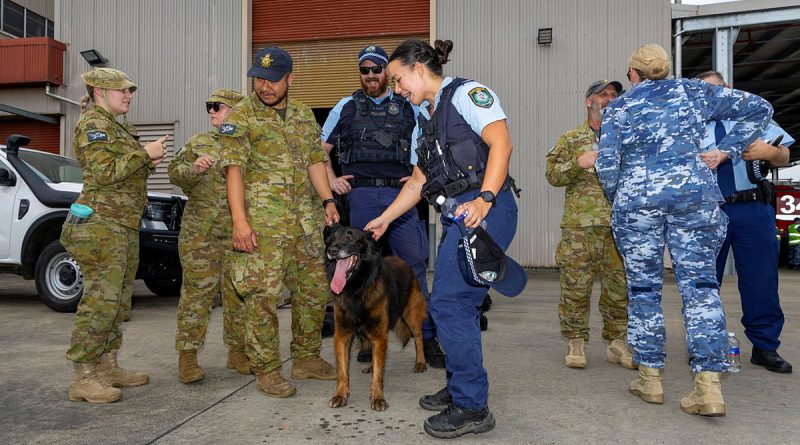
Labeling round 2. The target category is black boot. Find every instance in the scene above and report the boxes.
[419,386,452,411]
[751,347,793,373]
[423,338,446,368]
[423,404,495,439]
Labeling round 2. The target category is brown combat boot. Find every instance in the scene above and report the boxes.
[680,371,725,417]
[226,345,252,375]
[178,350,205,384]
[565,338,586,369]
[629,366,664,404]
[256,370,296,398]
[291,356,337,380]
[69,363,122,403]
[607,339,637,369]
[97,349,149,387]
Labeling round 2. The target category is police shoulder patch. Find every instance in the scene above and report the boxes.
[87,130,108,142]
[468,87,494,108]
[219,124,237,135]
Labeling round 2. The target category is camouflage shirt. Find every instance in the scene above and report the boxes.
[546,120,611,227]
[168,131,231,236]
[217,93,325,237]
[597,78,772,210]
[73,105,153,229]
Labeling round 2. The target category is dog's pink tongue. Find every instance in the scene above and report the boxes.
[331,258,349,294]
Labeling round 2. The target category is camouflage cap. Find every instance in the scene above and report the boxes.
[81,68,138,92]
[207,89,245,108]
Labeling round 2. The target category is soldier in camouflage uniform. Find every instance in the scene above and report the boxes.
[217,47,340,398]
[597,44,772,416]
[546,80,633,371]
[169,89,248,384]
[62,68,169,403]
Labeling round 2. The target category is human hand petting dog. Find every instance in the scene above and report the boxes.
[364,217,388,240]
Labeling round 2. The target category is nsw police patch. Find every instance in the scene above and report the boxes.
[468,87,494,108]
[87,131,108,142]
[388,102,400,115]
[219,124,236,135]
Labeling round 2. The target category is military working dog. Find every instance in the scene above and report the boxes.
[324,224,427,411]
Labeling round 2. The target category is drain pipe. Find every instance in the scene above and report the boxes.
[45,84,80,107]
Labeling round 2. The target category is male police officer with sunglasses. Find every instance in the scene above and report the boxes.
[321,45,445,368]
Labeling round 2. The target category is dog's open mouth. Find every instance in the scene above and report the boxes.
[331,254,359,294]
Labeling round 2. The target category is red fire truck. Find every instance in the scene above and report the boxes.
[774,182,800,264]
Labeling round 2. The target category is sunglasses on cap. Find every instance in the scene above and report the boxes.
[206,102,223,113]
[359,65,385,75]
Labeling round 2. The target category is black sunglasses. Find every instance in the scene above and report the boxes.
[626,68,632,82]
[359,65,384,75]
[206,102,222,113]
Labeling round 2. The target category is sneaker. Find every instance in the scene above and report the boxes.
[607,339,637,369]
[423,338,446,369]
[423,404,496,439]
[291,356,336,380]
[565,338,586,369]
[419,386,452,411]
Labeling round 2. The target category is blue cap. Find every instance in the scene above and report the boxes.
[456,223,527,297]
[248,47,293,81]
[69,203,93,218]
[358,45,389,66]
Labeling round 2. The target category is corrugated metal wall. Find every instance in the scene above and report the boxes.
[57,0,243,194]
[0,119,59,153]
[437,0,671,267]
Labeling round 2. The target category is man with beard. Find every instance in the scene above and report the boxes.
[321,45,445,368]
[546,80,634,370]
[218,47,340,398]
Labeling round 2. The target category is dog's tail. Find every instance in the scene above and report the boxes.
[395,319,414,349]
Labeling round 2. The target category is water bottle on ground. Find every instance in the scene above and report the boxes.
[727,332,742,374]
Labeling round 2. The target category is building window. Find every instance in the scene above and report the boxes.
[1,0,53,38]
[2,0,25,37]
[25,10,45,37]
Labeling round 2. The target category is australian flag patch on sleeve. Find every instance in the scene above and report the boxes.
[219,124,237,135]
[87,131,108,141]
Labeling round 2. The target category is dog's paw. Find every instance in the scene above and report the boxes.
[329,394,348,408]
[413,362,427,373]
[361,365,373,374]
[370,397,389,411]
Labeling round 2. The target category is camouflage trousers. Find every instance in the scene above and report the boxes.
[555,226,627,342]
[612,203,728,373]
[62,219,138,363]
[227,231,329,374]
[175,222,245,351]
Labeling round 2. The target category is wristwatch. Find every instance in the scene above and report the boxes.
[322,198,336,208]
[478,190,496,206]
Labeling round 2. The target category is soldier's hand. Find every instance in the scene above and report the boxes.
[324,205,340,227]
[192,155,215,174]
[145,135,170,164]
[330,175,354,195]
[576,151,598,169]
[700,148,729,170]
[743,139,775,161]
[364,217,388,240]
[232,221,257,252]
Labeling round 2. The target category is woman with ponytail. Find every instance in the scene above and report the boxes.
[364,38,518,439]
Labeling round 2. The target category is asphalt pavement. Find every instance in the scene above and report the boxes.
[0,269,797,444]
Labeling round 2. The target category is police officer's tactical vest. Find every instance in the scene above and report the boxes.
[338,90,413,166]
[416,78,492,201]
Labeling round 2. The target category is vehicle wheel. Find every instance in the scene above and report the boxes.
[35,240,83,312]
[144,276,182,297]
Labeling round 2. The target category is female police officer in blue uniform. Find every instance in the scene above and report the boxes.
[364,38,517,439]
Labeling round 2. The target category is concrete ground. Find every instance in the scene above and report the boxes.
[0,269,797,445]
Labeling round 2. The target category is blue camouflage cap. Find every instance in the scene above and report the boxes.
[358,45,388,66]
[248,47,293,81]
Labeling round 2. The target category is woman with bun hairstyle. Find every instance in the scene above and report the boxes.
[364,38,517,438]
[596,44,772,416]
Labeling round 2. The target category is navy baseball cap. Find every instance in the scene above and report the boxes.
[248,47,293,81]
[456,223,528,297]
[585,79,623,98]
[358,45,389,66]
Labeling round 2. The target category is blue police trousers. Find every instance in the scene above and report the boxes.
[430,189,518,411]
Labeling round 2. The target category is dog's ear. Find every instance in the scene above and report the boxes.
[324,223,342,245]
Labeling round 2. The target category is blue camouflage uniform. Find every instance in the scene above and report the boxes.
[702,120,795,352]
[596,78,772,372]
[321,93,438,340]
[417,77,517,411]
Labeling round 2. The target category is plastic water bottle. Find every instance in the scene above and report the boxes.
[727,332,742,374]
[65,203,93,224]
[435,195,487,232]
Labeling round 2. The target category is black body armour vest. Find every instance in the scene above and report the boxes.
[338,90,413,166]
[416,78,492,202]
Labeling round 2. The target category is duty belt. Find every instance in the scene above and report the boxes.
[724,188,763,204]
[441,175,520,198]
[351,177,403,188]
